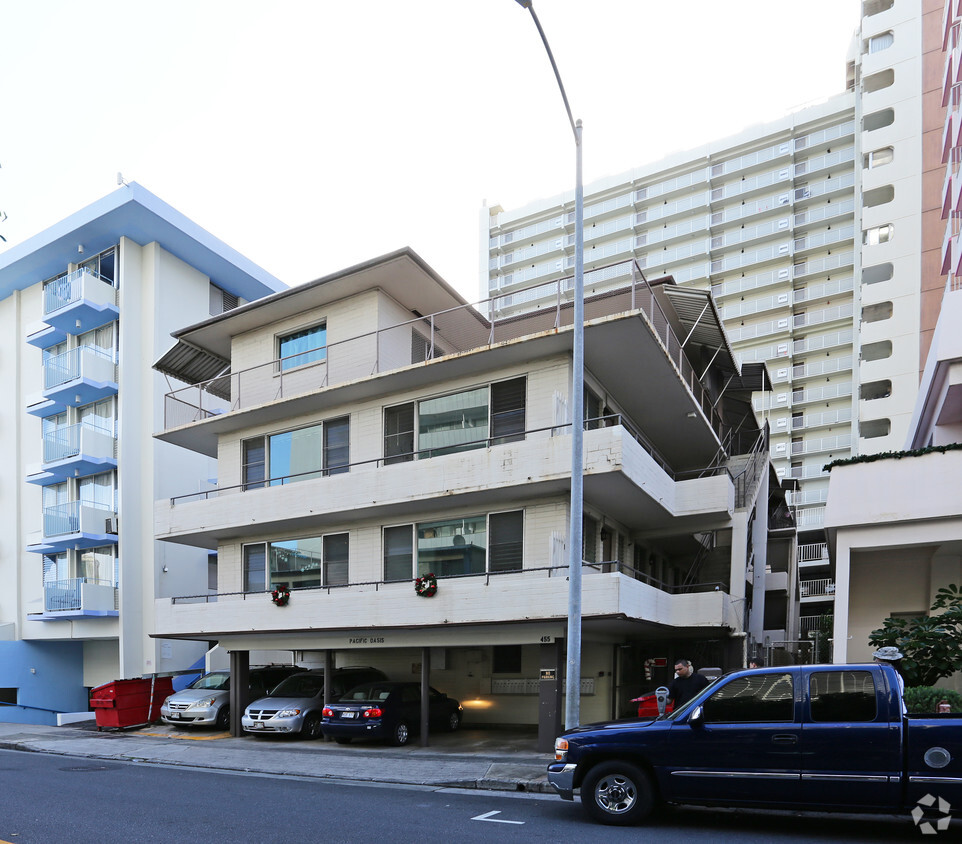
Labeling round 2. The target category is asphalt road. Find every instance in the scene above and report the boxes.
[0,749,941,843]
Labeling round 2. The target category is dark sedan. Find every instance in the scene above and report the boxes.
[322,681,462,746]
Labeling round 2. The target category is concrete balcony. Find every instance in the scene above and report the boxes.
[28,347,118,418]
[765,569,790,593]
[34,578,118,621]
[155,426,735,549]
[27,502,118,554]
[41,268,119,334]
[26,424,117,485]
[154,567,734,644]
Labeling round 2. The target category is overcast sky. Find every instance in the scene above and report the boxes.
[1,0,860,300]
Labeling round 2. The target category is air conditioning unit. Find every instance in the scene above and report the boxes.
[105,517,119,535]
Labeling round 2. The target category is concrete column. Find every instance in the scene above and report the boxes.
[538,639,564,752]
[749,471,770,646]
[324,650,334,704]
[420,647,431,747]
[832,539,851,664]
[228,650,249,737]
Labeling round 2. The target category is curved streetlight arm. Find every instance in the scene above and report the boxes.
[514,0,580,144]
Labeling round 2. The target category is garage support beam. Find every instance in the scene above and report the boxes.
[420,647,431,747]
[229,650,250,737]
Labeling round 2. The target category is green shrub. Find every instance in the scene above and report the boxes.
[904,686,962,714]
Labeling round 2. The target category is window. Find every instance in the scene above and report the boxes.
[80,472,115,510]
[324,417,350,475]
[384,377,526,462]
[278,323,326,371]
[418,515,487,577]
[207,554,218,591]
[245,533,349,592]
[701,673,794,723]
[323,533,349,586]
[79,546,114,583]
[863,186,894,208]
[863,69,894,93]
[861,418,891,439]
[583,515,598,564]
[860,379,891,401]
[243,439,267,490]
[79,397,115,433]
[0,689,17,705]
[862,263,893,284]
[411,510,524,578]
[860,341,892,362]
[43,552,66,585]
[863,224,893,246]
[866,31,894,53]
[863,108,895,132]
[489,511,524,572]
[384,404,415,465]
[490,378,526,444]
[80,246,117,287]
[862,301,893,323]
[419,387,488,457]
[78,323,116,361]
[383,525,414,581]
[244,544,266,592]
[864,147,894,169]
[810,671,877,721]
[242,417,350,488]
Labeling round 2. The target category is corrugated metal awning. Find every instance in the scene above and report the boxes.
[154,340,231,395]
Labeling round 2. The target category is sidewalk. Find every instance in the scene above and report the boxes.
[0,720,554,793]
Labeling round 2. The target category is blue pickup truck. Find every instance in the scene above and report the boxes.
[548,664,961,826]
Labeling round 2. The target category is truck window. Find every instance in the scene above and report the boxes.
[809,670,877,721]
[701,673,793,723]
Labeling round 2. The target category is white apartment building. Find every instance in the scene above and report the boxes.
[483,0,929,543]
[151,248,796,748]
[824,278,962,694]
[820,0,962,686]
[0,183,283,724]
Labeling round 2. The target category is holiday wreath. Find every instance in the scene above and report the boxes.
[414,572,438,598]
[271,587,291,606]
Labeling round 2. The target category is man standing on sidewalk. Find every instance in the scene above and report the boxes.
[667,659,710,709]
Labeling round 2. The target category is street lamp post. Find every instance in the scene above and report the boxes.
[514,0,584,730]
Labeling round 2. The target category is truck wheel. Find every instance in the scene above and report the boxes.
[581,761,655,825]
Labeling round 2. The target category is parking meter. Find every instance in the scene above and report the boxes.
[655,686,670,716]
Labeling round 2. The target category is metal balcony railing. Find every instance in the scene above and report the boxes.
[42,268,116,315]
[800,578,836,598]
[170,559,730,605]
[44,577,114,612]
[43,346,116,390]
[42,501,114,538]
[42,422,116,464]
[168,414,734,506]
[798,542,829,564]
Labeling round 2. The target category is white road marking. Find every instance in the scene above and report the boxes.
[471,810,524,825]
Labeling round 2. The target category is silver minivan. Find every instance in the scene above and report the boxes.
[161,666,299,729]
[242,667,387,739]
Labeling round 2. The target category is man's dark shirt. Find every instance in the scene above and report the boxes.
[668,671,711,708]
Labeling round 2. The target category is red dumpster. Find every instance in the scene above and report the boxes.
[90,677,174,730]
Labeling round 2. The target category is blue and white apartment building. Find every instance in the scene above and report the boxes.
[0,184,283,724]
